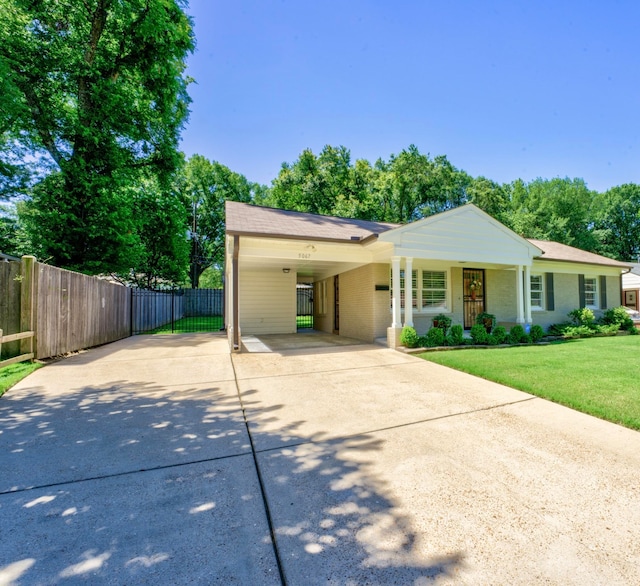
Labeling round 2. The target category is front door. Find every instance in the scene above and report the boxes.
[463,268,485,329]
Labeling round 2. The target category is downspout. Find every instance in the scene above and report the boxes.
[232,235,240,351]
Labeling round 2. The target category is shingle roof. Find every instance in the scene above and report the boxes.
[527,239,632,268]
[225,201,398,242]
[226,202,630,269]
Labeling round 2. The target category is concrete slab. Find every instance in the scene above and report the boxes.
[1,334,244,492]
[236,347,640,584]
[236,358,535,451]
[0,457,280,585]
[233,344,415,380]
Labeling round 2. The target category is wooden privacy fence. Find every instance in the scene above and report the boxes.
[36,262,131,358]
[0,256,131,362]
[1,256,226,363]
[131,289,184,334]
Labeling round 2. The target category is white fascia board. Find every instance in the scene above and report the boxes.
[532,259,627,276]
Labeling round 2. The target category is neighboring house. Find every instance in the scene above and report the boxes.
[622,263,640,311]
[225,201,631,350]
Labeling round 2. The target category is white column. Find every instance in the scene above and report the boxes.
[404,257,414,328]
[516,265,525,324]
[391,256,402,328]
[524,264,532,326]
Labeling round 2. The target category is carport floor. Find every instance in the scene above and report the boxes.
[1,334,640,585]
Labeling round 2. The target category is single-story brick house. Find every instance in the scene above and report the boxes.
[224,201,631,350]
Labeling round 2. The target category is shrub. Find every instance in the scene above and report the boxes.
[601,306,635,332]
[569,307,595,326]
[548,321,572,336]
[520,334,532,344]
[492,325,507,344]
[470,324,488,345]
[562,325,595,339]
[595,324,621,336]
[432,313,452,335]
[417,335,429,348]
[509,325,526,344]
[449,324,465,346]
[400,326,419,348]
[426,327,445,347]
[486,333,498,346]
[529,324,545,343]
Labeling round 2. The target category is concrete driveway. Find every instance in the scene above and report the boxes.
[1,334,639,584]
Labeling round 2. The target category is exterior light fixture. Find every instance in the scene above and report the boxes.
[282,268,290,273]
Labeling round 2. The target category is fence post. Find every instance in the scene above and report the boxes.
[20,256,36,358]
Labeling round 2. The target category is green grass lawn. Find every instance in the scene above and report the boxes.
[419,336,640,430]
[0,361,42,397]
[148,316,224,334]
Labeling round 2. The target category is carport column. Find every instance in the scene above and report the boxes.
[404,257,414,328]
[524,264,532,326]
[387,256,403,348]
[516,264,525,324]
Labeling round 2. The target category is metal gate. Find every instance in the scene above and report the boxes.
[297,284,314,329]
[132,288,224,334]
[463,268,485,329]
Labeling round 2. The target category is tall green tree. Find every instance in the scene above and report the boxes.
[592,184,640,261]
[385,146,470,222]
[1,0,194,273]
[181,155,256,288]
[503,177,598,250]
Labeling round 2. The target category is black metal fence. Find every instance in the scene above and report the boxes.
[297,285,313,329]
[132,288,224,334]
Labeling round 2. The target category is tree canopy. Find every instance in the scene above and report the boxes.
[0,0,195,273]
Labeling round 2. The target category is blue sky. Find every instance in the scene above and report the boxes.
[181,0,640,192]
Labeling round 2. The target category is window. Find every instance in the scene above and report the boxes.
[422,271,447,310]
[584,277,598,308]
[530,274,544,310]
[391,268,449,312]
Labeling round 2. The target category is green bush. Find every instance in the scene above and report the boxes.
[569,307,595,326]
[509,325,526,344]
[562,325,595,339]
[548,322,572,336]
[432,313,452,335]
[400,326,419,348]
[426,327,445,347]
[486,333,498,346]
[521,334,532,344]
[449,324,465,346]
[529,324,545,343]
[470,324,488,345]
[417,335,429,348]
[595,324,621,336]
[492,325,507,344]
[601,306,635,332]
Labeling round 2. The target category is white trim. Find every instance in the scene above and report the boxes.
[583,275,599,310]
[530,273,545,311]
[524,265,532,324]
[516,265,525,324]
[391,257,402,328]
[404,257,414,327]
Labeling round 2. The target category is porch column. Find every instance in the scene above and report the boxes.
[391,256,402,328]
[524,264,532,325]
[404,257,414,328]
[516,265,525,324]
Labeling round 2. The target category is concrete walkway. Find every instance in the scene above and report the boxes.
[1,335,639,584]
